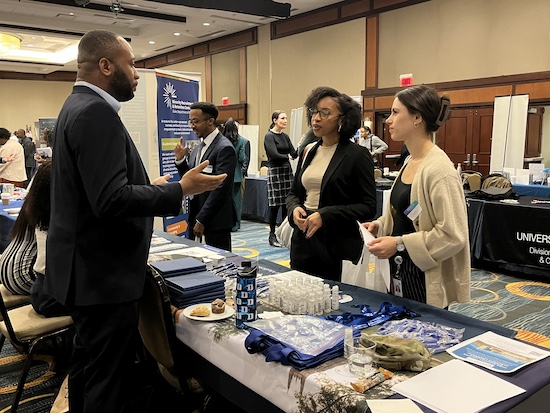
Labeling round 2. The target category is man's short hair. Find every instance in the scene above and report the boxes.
[0,128,10,140]
[190,102,218,121]
[78,30,121,65]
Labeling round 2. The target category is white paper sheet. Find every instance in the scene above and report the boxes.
[392,359,525,413]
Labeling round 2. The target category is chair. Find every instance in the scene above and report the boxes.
[374,168,383,179]
[138,266,196,398]
[0,289,73,413]
[0,285,30,321]
[259,166,268,176]
[461,171,482,191]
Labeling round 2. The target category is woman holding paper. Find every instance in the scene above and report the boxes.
[364,85,470,308]
[287,86,376,281]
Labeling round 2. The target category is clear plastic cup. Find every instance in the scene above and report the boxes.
[344,337,377,377]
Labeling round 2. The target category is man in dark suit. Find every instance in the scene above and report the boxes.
[45,30,226,413]
[174,102,237,251]
[15,128,35,186]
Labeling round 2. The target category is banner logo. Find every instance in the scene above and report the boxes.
[163,82,177,109]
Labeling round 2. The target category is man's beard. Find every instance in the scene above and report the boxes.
[111,66,135,102]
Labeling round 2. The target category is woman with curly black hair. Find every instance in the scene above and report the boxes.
[286,86,377,280]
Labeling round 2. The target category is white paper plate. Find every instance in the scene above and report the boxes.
[3,208,21,215]
[183,303,235,321]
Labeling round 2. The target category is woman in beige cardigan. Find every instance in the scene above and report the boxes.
[365,85,470,308]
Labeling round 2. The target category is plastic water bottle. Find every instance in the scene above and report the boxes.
[331,285,340,311]
[235,260,257,329]
[456,162,462,175]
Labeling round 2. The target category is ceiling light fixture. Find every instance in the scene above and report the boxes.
[0,33,21,56]
[174,32,180,36]
[110,0,124,15]
[203,22,210,26]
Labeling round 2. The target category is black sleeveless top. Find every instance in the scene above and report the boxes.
[390,175,415,236]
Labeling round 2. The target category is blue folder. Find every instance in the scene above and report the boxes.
[150,257,206,277]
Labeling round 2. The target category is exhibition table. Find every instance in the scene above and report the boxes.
[467,196,550,277]
[171,252,550,413]
[243,176,388,222]
[0,199,23,252]
[512,183,550,198]
[242,176,271,223]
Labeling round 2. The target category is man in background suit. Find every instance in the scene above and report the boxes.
[15,128,35,186]
[174,102,236,251]
[45,30,226,413]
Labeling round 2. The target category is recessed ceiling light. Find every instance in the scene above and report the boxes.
[148,41,155,44]
[69,12,74,16]
[203,22,210,26]
[27,44,34,47]
[174,32,180,36]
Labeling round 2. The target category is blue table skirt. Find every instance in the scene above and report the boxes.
[513,183,550,198]
[0,199,24,252]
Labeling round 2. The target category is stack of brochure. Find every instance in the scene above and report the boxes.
[151,257,225,307]
[150,257,207,277]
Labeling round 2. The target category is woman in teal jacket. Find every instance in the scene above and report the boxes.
[223,118,247,231]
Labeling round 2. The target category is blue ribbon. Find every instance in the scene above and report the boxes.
[324,301,420,329]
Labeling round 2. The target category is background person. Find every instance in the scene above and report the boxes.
[45,30,226,413]
[0,127,26,187]
[296,128,320,158]
[16,128,36,186]
[223,117,247,231]
[365,84,470,309]
[174,102,236,251]
[264,110,297,247]
[241,133,250,209]
[287,86,377,281]
[358,126,388,166]
[35,127,54,165]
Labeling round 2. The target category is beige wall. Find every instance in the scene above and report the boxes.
[379,0,550,88]
[271,18,366,132]
[247,19,366,161]
[0,79,74,139]
[163,57,207,101]
[211,49,240,106]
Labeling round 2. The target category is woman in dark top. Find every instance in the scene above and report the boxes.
[263,110,297,246]
[286,87,376,280]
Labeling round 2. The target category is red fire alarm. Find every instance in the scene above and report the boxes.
[222,97,230,106]
[399,73,413,87]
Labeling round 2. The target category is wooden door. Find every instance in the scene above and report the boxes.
[471,108,493,175]
[436,108,473,171]
[525,108,544,158]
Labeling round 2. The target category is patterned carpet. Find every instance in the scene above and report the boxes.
[2,218,549,412]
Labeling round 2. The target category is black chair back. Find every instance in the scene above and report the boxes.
[138,266,191,393]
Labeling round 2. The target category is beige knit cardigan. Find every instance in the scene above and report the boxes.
[377,145,471,308]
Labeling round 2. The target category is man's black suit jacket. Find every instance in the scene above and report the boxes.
[45,86,183,306]
[286,139,377,263]
[177,131,236,234]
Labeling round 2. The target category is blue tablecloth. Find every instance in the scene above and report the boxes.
[242,176,282,224]
[0,199,24,252]
[513,183,550,198]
